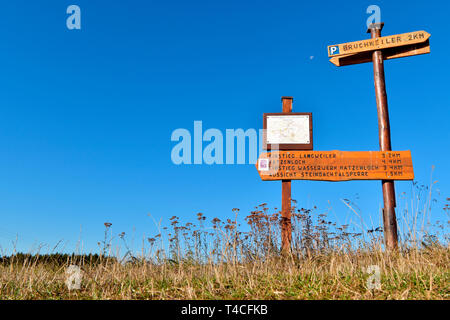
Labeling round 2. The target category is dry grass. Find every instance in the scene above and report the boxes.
[1,194,449,300]
[0,246,448,300]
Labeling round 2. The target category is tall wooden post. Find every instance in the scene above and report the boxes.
[367,23,398,250]
[281,96,293,253]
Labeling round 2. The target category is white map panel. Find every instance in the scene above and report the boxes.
[266,115,310,144]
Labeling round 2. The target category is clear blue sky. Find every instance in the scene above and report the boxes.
[0,0,448,255]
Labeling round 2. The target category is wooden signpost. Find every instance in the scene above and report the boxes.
[329,23,430,250]
[256,23,429,253]
[260,97,314,253]
[280,97,302,253]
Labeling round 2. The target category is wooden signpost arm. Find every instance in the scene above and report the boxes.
[281,97,293,253]
[368,23,399,250]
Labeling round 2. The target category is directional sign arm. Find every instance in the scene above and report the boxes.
[327,31,430,58]
[329,40,430,67]
[256,151,414,181]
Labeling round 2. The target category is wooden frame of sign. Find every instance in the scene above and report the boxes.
[263,112,313,151]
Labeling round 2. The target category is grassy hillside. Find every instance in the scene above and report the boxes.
[1,198,449,300]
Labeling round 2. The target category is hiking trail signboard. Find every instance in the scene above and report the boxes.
[255,23,430,252]
[256,150,414,181]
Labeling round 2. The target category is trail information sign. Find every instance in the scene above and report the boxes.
[328,29,431,67]
[263,113,313,150]
[256,150,414,181]
[255,24,429,252]
[327,30,430,57]
[329,42,430,66]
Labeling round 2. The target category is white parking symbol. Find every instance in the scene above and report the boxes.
[329,46,339,55]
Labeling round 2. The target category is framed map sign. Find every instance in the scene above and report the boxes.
[263,113,313,150]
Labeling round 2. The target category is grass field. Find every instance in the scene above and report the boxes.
[1,197,449,300]
[0,246,448,300]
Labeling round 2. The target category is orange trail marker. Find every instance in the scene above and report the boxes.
[256,150,414,182]
[327,30,430,57]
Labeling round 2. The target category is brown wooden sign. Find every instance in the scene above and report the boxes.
[256,150,414,181]
[329,40,430,67]
[327,30,430,57]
